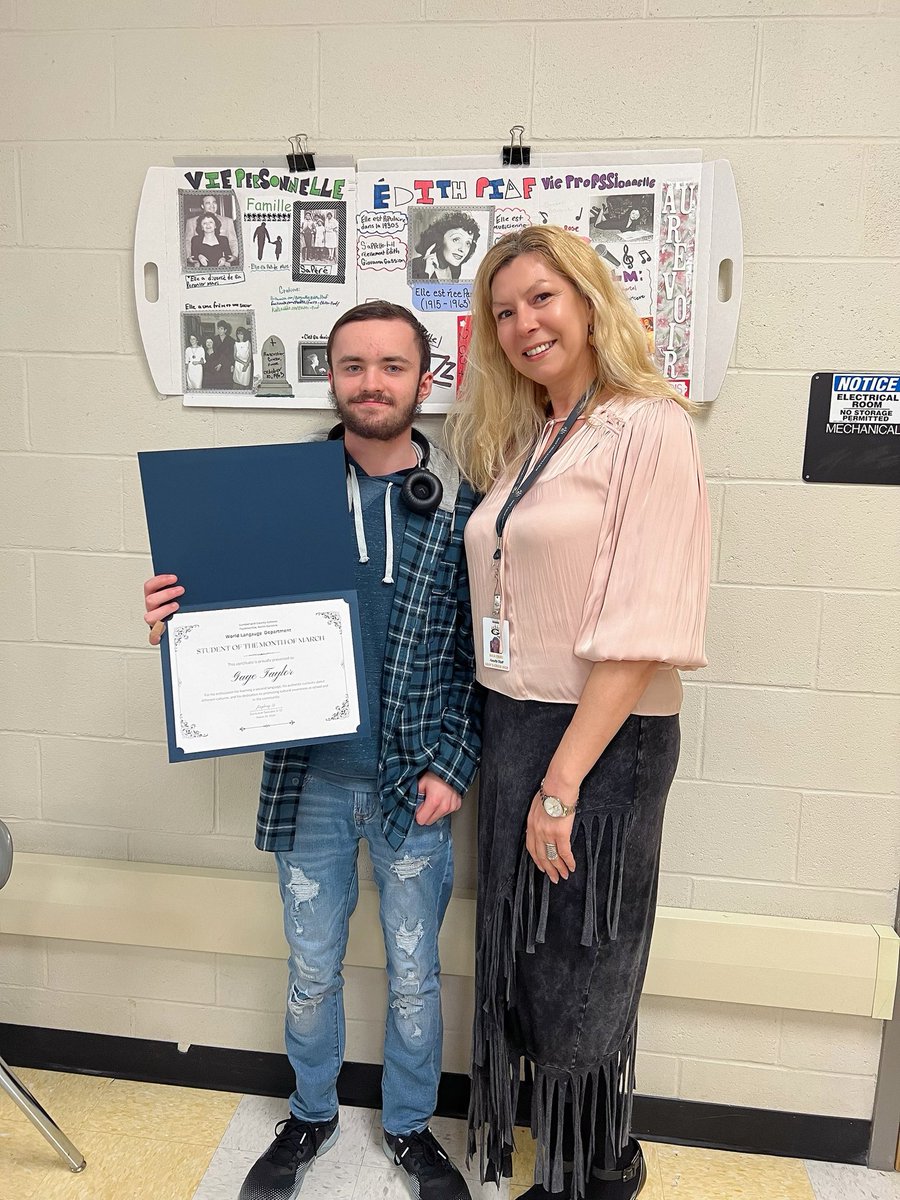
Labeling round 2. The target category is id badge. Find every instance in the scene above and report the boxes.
[482,617,510,671]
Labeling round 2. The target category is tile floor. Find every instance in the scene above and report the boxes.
[0,1069,898,1200]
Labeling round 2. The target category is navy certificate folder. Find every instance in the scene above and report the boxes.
[138,440,369,762]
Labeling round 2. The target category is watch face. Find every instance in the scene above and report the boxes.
[542,795,564,818]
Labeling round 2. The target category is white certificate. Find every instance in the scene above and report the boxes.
[167,598,361,753]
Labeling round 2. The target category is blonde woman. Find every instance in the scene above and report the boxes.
[448,227,709,1200]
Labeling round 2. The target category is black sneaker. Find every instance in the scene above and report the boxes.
[382,1127,471,1200]
[238,1112,339,1200]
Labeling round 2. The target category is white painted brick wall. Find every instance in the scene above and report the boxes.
[0,734,41,819]
[0,0,896,1124]
[0,357,27,450]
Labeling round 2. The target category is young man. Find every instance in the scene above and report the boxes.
[208,319,236,388]
[143,302,481,1200]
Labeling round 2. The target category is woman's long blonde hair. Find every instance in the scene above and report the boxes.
[446,225,691,494]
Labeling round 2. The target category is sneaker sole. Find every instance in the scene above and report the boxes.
[285,1127,340,1200]
[381,1138,470,1200]
[382,1137,422,1200]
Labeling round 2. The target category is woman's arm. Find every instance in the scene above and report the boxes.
[525,658,659,883]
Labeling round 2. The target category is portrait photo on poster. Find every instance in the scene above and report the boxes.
[407,206,493,285]
[298,341,329,380]
[292,201,347,285]
[182,309,256,395]
[179,189,243,273]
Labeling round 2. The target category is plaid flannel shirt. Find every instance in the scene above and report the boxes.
[255,443,481,852]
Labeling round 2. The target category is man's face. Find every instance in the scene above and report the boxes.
[216,324,227,339]
[201,196,218,214]
[328,319,432,441]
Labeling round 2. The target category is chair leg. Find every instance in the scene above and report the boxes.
[0,1056,86,1172]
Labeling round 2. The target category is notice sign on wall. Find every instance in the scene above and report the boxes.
[803,373,900,486]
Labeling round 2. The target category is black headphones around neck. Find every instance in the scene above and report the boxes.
[327,424,443,515]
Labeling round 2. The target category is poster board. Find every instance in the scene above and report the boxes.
[134,160,357,409]
[135,152,742,411]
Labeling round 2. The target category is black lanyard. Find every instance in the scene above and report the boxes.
[489,383,596,618]
[493,383,595,556]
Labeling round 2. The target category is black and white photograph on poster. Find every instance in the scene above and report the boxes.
[589,193,655,241]
[298,342,329,380]
[180,190,243,272]
[181,310,256,394]
[407,207,493,284]
[292,202,346,284]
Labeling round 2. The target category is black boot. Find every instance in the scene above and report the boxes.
[588,1140,646,1199]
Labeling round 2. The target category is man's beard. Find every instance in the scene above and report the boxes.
[329,386,420,441]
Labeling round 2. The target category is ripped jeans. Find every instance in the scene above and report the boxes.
[274,768,454,1135]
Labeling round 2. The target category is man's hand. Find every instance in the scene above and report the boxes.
[143,574,184,645]
[415,770,462,825]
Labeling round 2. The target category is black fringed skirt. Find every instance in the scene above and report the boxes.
[467,690,680,1198]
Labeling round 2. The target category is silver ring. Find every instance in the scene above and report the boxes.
[544,843,559,861]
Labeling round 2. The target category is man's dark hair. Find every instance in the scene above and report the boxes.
[327,301,431,378]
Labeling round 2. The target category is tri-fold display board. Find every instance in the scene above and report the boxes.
[134,152,742,412]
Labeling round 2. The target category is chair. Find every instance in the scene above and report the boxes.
[0,819,86,1172]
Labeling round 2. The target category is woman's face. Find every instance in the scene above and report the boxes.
[440,226,474,268]
[490,252,594,397]
[200,215,217,235]
[236,329,246,342]
[189,335,198,347]
[205,338,214,352]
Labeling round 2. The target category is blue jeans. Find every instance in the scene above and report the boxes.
[274,768,454,1136]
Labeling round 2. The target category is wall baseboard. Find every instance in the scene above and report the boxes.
[3,853,897,1018]
[0,1023,870,1167]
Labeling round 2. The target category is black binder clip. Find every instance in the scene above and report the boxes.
[287,133,316,173]
[502,125,530,167]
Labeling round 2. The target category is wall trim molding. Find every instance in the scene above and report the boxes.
[0,1023,870,1166]
[1,853,897,1018]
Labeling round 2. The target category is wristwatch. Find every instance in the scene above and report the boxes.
[540,778,578,818]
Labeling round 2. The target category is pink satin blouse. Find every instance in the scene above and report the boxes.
[464,396,710,716]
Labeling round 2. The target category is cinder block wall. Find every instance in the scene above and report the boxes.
[1,1,898,1119]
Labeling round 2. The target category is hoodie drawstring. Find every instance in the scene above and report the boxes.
[346,464,369,564]
[347,464,396,584]
[382,484,394,584]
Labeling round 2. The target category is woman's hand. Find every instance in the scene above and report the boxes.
[423,243,440,278]
[143,574,184,645]
[529,662,660,879]
[525,791,577,883]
